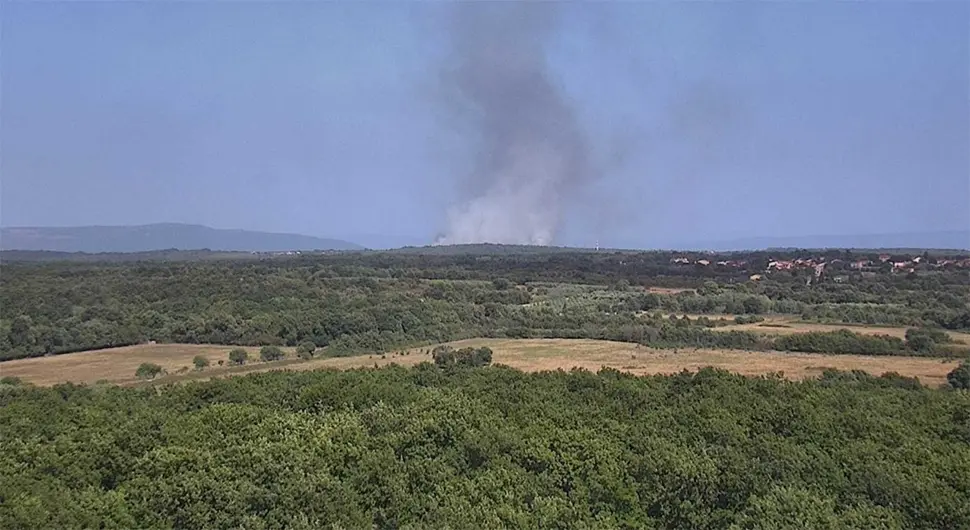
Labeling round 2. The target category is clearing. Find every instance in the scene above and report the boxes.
[0,344,293,386]
[1,339,961,388]
[712,316,970,344]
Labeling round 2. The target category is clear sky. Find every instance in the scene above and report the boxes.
[2,1,967,248]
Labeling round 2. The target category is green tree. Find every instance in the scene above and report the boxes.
[228,348,248,365]
[135,363,163,380]
[260,345,285,362]
[8,315,33,349]
[948,361,970,390]
[296,341,316,360]
[192,355,210,371]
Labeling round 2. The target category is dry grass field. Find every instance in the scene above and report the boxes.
[713,316,970,344]
[0,344,293,386]
[2,339,961,388]
[647,287,696,295]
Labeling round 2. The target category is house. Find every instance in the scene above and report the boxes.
[697,260,710,266]
[768,261,795,271]
[749,274,763,281]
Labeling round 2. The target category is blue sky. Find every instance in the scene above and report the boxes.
[2,1,967,248]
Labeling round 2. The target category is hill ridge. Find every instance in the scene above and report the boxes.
[0,223,362,252]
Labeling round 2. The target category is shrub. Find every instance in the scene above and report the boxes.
[775,330,906,356]
[948,361,970,390]
[432,346,492,368]
[734,315,765,325]
[135,363,163,380]
[906,328,952,354]
[260,346,285,362]
[296,341,316,360]
[193,355,210,370]
[228,348,248,366]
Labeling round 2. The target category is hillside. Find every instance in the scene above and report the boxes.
[0,223,362,252]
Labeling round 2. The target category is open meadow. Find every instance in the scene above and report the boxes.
[714,315,970,343]
[3,338,961,388]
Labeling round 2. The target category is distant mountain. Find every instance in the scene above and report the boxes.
[660,231,970,251]
[0,224,363,253]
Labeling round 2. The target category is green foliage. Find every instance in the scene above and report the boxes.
[948,361,970,390]
[432,346,493,368]
[259,345,285,362]
[134,362,163,380]
[228,348,248,366]
[0,367,967,529]
[734,315,765,325]
[905,327,952,354]
[774,330,907,356]
[0,376,24,386]
[192,355,209,371]
[296,341,316,360]
[1,250,966,361]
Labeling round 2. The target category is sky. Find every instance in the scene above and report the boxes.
[2,1,968,249]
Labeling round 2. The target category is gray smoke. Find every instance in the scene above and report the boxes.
[435,4,591,246]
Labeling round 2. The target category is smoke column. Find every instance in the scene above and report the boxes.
[435,3,592,246]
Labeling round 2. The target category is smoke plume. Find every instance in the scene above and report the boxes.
[435,4,591,246]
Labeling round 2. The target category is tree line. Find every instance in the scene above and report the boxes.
[1,251,967,361]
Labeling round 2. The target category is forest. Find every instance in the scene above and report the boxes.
[1,366,969,529]
[2,247,970,528]
[1,248,968,361]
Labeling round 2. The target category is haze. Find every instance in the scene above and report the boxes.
[2,2,967,249]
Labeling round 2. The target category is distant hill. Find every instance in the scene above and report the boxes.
[0,224,363,253]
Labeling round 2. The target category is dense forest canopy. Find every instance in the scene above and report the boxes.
[2,366,969,529]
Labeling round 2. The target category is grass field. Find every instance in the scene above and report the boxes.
[0,344,294,386]
[2,339,961,388]
[713,315,970,344]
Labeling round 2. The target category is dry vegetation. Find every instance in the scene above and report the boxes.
[0,344,293,386]
[714,315,970,343]
[646,287,696,295]
[2,338,961,388]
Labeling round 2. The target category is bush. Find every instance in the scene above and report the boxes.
[774,330,906,356]
[734,315,766,325]
[296,341,316,360]
[135,363,163,380]
[228,348,248,366]
[192,355,210,371]
[0,376,24,386]
[432,346,492,368]
[948,361,970,390]
[260,345,285,362]
[906,328,951,354]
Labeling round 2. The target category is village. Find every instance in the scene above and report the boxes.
[670,252,970,277]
